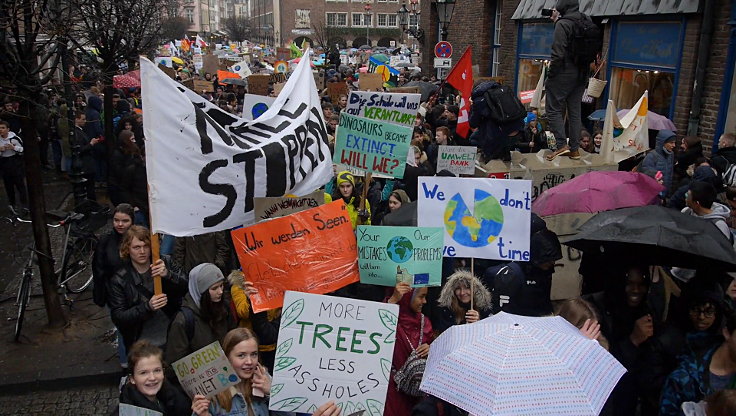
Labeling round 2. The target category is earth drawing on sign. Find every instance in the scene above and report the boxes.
[444,189,504,247]
[386,236,413,263]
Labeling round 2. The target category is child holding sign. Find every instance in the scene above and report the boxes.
[117,340,190,415]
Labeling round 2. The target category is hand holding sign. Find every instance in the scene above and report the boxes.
[191,395,211,416]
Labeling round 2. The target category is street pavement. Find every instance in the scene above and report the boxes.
[0,173,123,413]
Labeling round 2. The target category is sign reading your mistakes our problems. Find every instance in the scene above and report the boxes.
[269,291,398,415]
[230,200,359,312]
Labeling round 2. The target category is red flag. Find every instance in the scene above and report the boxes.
[445,46,473,138]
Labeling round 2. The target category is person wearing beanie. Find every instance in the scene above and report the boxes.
[641,129,677,197]
[165,263,237,364]
[324,170,371,229]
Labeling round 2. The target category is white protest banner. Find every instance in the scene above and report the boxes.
[437,145,477,175]
[241,94,277,121]
[172,341,239,398]
[269,291,398,415]
[141,49,332,236]
[344,91,421,128]
[153,56,173,68]
[253,190,324,221]
[119,404,163,416]
[601,91,650,163]
[417,177,532,260]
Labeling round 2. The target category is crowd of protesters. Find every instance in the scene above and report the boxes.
[3,25,736,416]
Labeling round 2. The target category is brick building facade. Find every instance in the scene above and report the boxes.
[278,0,405,48]
[420,0,736,149]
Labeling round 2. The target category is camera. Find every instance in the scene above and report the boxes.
[541,8,554,16]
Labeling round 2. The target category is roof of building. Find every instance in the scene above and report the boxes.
[511,0,701,20]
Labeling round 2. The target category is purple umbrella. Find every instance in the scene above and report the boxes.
[617,109,677,131]
[532,171,664,217]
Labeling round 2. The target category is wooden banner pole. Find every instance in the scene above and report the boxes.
[147,185,163,295]
[470,258,474,311]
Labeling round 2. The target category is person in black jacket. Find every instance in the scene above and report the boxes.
[469,81,525,162]
[114,340,190,416]
[108,130,140,207]
[120,147,149,226]
[72,112,98,201]
[93,203,135,308]
[108,225,187,350]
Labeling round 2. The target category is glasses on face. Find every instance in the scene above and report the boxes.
[689,307,716,318]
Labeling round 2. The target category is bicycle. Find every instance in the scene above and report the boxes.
[12,201,110,341]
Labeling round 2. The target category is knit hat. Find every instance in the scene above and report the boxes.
[188,263,225,307]
[336,171,355,186]
[390,189,410,204]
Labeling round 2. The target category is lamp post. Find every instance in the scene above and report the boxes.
[434,0,456,41]
[397,0,424,48]
[364,3,372,47]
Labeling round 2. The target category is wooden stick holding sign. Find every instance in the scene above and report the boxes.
[357,173,372,226]
[470,258,474,311]
[147,184,162,295]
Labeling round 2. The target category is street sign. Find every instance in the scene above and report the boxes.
[434,57,452,68]
[434,41,453,58]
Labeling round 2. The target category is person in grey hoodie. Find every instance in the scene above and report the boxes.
[672,181,733,283]
[642,129,677,197]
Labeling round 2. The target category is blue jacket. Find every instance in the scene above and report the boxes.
[84,95,104,139]
[641,129,676,195]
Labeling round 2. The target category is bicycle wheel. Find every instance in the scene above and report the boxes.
[61,235,97,293]
[15,268,32,341]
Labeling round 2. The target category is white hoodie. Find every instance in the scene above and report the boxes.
[0,131,23,158]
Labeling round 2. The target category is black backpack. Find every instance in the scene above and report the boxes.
[561,14,602,69]
[483,84,526,124]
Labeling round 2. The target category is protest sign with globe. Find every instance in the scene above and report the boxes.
[418,177,532,260]
[357,226,444,287]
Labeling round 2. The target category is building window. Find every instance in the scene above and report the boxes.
[377,13,397,27]
[326,12,348,27]
[295,9,310,28]
[409,13,419,29]
[185,7,195,24]
[609,68,675,116]
[516,22,554,94]
[352,13,372,27]
[492,0,502,76]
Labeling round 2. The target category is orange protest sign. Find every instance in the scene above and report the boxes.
[230,200,359,312]
[217,69,241,85]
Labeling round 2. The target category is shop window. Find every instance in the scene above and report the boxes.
[609,67,674,116]
[517,59,546,96]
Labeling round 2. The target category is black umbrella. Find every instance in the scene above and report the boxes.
[403,81,438,101]
[220,77,247,86]
[561,205,736,270]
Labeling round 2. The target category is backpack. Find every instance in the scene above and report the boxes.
[718,158,736,187]
[393,315,427,396]
[483,84,526,124]
[561,14,602,69]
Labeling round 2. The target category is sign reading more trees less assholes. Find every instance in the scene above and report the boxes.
[269,291,398,415]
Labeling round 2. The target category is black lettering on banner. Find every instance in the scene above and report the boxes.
[200,159,237,227]
[293,124,310,178]
[233,150,263,212]
[261,141,287,196]
[193,103,234,153]
[306,107,329,162]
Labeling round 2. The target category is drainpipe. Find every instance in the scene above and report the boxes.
[687,0,716,137]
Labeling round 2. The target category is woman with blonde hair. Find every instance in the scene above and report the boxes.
[557,297,609,350]
[435,270,492,335]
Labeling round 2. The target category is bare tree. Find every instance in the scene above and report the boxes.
[311,21,335,50]
[221,16,253,42]
[0,0,71,329]
[160,16,190,42]
[68,0,176,147]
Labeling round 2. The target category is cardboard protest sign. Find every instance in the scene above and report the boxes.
[230,200,359,312]
[192,79,214,93]
[172,341,239,398]
[437,145,477,175]
[203,54,219,74]
[357,226,443,287]
[141,52,331,236]
[386,86,421,95]
[253,190,324,221]
[601,91,650,163]
[417,177,532,260]
[313,70,325,90]
[333,112,411,178]
[241,94,277,121]
[345,91,421,128]
[247,74,271,96]
[269,291,398,415]
[327,82,348,106]
[119,404,163,416]
[193,54,203,71]
[359,73,384,91]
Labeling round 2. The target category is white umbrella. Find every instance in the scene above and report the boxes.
[420,312,625,416]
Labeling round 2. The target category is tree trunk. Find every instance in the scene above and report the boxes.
[18,99,67,329]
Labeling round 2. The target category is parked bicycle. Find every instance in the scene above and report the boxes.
[11,201,110,341]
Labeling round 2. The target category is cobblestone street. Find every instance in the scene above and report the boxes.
[0,381,119,415]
